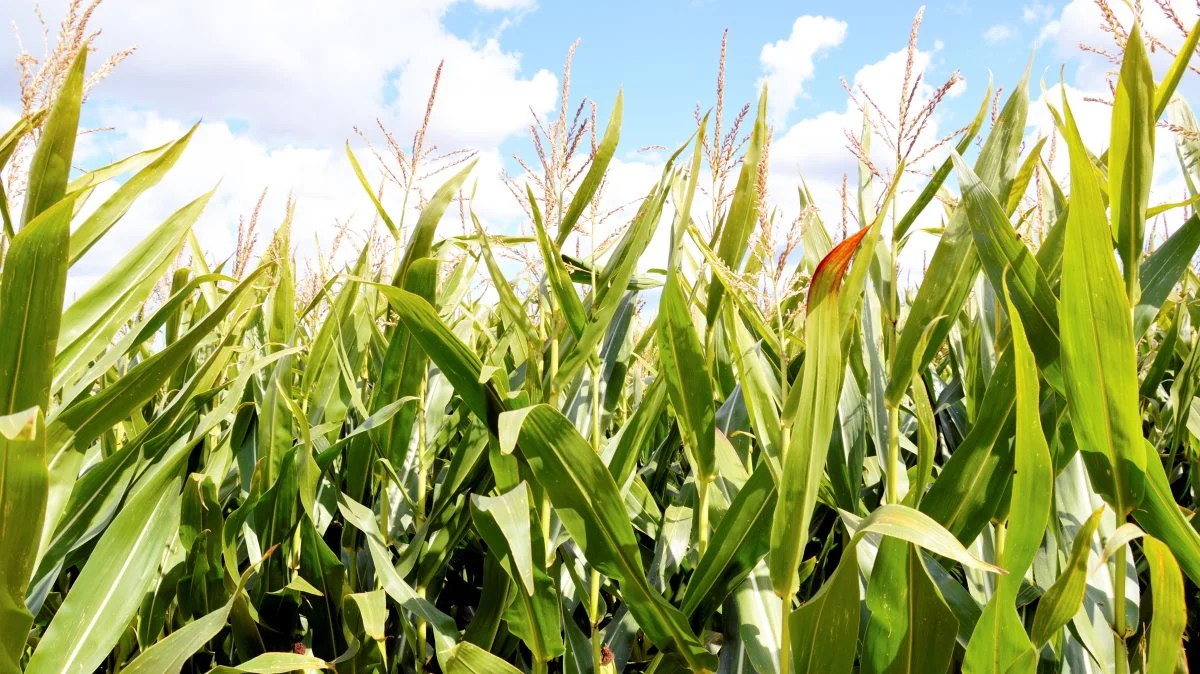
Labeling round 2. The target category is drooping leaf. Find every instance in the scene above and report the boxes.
[1143,536,1187,674]
[499,404,717,672]
[1030,507,1105,646]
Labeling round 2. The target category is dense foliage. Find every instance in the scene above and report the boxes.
[1,19,1200,674]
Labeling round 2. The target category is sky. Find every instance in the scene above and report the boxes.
[2,0,1198,296]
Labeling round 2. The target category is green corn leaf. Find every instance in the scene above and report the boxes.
[368,257,438,481]
[396,159,476,286]
[0,185,77,670]
[1143,536,1187,674]
[25,474,181,674]
[953,153,1061,387]
[998,273,1055,595]
[842,504,1004,573]
[121,562,264,674]
[788,546,859,674]
[1004,136,1047,217]
[1153,20,1200,117]
[689,224,779,359]
[470,483,564,663]
[346,142,400,239]
[68,124,197,264]
[919,345,1016,542]
[705,87,766,322]
[862,540,959,674]
[725,303,782,467]
[0,194,76,414]
[555,90,622,248]
[1059,90,1146,516]
[499,404,717,672]
[472,210,538,348]
[886,67,1029,407]
[770,223,871,600]
[681,460,776,625]
[961,274,1053,673]
[445,641,524,674]
[554,181,671,390]
[529,185,586,338]
[64,137,172,195]
[671,111,708,259]
[1030,507,1105,646]
[1109,24,1155,299]
[212,653,332,673]
[1133,439,1200,584]
[48,265,267,458]
[55,187,213,388]
[0,407,45,670]
[658,268,716,481]
[1135,212,1200,338]
[337,492,460,667]
[21,47,85,227]
[371,283,506,428]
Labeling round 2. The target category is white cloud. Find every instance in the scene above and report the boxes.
[984,24,1015,43]
[759,15,848,124]
[1030,0,1198,226]
[66,107,532,293]
[1022,2,1054,23]
[766,42,965,270]
[4,0,558,150]
[1,0,565,297]
[1039,0,1200,90]
[471,0,536,10]
[1029,82,1181,190]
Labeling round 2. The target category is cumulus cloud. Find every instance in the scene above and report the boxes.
[65,107,533,298]
[766,40,965,270]
[1022,2,1055,23]
[1038,0,1200,89]
[471,0,537,10]
[4,0,558,149]
[1029,83,1183,198]
[1031,1,1197,197]
[768,44,958,187]
[759,15,848,123]
[983,24,1014,43]
[1,0,567,296]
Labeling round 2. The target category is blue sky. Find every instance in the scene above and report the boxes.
[441,0,1055,156]
[3,0,1193,293]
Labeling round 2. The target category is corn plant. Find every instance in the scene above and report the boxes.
[1,19,1200,674]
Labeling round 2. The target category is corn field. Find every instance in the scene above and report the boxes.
[2,14,1200,674]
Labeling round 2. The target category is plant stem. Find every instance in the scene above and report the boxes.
[544,318,560,567]
[779,595,793,674]
[886,403,901,504]
[416,584,428,673]
[589,356,606,670]
[777,293,793,674]
[415,370,428,527]
[540,491,553,568]
[696,477,710,558]
[1113,541,1128,674]
[591,569,604,669]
